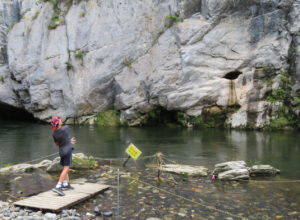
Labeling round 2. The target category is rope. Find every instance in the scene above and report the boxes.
[0,152,59,167]
[128,177,247,219]
[94,155,155,161]
[249,179,300,183]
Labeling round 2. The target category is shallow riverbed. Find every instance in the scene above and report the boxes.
[0,121,300,219]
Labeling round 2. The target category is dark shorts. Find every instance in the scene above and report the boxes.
[60,152,72,166]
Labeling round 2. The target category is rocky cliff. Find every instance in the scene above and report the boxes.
[1,0,300,129]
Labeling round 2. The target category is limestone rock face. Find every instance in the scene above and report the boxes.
[0,0,299,128]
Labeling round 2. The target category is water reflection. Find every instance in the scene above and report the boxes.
[0,121,299,179]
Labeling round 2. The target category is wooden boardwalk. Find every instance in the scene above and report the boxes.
[14,183,109,211]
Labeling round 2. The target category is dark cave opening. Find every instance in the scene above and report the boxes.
[144,107,182,126]
[0,102,35,121]
[223,71,242,80]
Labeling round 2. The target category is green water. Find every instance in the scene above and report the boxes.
[0,121,300,179]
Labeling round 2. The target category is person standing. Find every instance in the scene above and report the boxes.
[50,116,76,196]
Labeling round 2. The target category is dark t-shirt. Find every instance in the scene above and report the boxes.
[53,125,73,157]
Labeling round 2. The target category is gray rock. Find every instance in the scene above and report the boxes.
[218,168,250,180]
[146,218,162,220]
[249,165,280,177]
[46,160,61,173]
[213,161,247,175]
[0,163,36,173]
[160,164,208,177]
[44,212,57,220]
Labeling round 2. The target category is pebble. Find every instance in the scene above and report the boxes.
[145,218,161,220]
[0,201,81,220]
[152,189,159,193]
[45,212,57,219]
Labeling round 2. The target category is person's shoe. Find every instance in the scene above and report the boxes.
[62,183,74,190]
[52,187,65,196]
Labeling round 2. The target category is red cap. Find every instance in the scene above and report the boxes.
[50,116,61,130]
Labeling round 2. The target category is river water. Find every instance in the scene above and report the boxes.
[0,121,300,219]
[0,121,299,179]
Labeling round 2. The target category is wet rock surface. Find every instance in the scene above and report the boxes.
[0,153,98,174]
[249,165,281,177]
[0,160,298,219]
[160,164,208,177]
[212,161,280,180]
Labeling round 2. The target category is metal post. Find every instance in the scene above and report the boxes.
[117,168,120,219]
[122,156,131,167]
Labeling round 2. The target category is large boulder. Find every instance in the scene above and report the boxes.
[160,164,208,177]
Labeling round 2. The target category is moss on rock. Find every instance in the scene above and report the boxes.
[72,156,99,169]
[96,110,121,126]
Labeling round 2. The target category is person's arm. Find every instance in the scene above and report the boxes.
[52,134,59,146]
[65,126,76,145]
[70,137,76,145]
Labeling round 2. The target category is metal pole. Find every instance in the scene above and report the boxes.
[122,156,131,167]
[117,168,120,220]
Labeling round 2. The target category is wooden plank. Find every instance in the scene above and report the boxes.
[14,183,109,211]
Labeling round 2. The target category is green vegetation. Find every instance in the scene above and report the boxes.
[96,110,121,126]
[74,50,86,62]
[65,61,73,70]
[293,96,300,104]
[262,70,299,130]
[135,106,240,128]
[72,156,98,169]
[80,12,86,17]
[32,11,40,20]
[267,105,296,130]
[0,163,13,169]
[122,57,134,67]
[264,71,292,103]
[165,14,183,23]
[0,76,4,83]
[45,0,73,30]
[289,45,298,57]
[48,14,64,29]
[157,29,164,35]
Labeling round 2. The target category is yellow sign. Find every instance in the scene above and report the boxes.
[125,143,142,160]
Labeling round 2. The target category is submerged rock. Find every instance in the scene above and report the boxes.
[249,165,280,177]
[160,164,208,177]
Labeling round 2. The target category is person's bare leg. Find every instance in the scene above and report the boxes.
[65,173,69,182]
[58,166,70,183]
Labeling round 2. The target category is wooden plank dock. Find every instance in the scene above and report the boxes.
[14,183,109,211]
